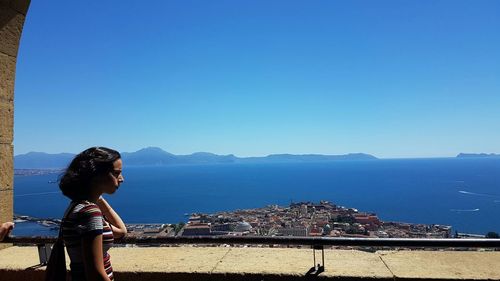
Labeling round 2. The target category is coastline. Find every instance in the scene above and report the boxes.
[12,200,488,239]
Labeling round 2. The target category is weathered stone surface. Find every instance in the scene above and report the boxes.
[111,246,230,273]
[0,144,13,190]
[0,102,13,144]
[0,246,43,271]
[0,53,16,102]
[213,247,309,276]
[0,189,13,222]
[0,6,25,57]
[9,0,30,15]
[0,1,29,252]
[379,250,500,280]
[214,248,393,278]
[0,188,13,250]
[2,247,500,280]
[324,249,393,278]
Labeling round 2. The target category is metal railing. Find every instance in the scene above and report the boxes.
[5,235,500,248]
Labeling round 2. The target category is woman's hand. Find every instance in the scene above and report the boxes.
[0,222,14,241]
[97,197,127,239]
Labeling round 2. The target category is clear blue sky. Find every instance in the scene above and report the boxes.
[13,0,500,158]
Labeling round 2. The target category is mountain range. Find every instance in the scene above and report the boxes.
[456,153,500,158]
[14,147,378,169]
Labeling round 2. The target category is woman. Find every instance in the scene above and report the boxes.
[59,147,127,281]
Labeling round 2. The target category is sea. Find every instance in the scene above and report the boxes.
[11,157,500,237]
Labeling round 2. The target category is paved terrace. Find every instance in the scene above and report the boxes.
[1,246,500,281]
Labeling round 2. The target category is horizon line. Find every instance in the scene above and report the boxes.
[13,147,499,159]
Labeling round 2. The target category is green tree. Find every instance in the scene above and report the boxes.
[486,232,499,238]
[174,222,186,235]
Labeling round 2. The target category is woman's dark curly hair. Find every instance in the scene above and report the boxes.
[59,147,121,201]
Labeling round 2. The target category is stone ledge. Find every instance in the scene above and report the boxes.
[0,246,499,281]
[379,250,500,280]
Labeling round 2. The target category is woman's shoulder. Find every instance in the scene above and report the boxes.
[70,200,102,217]
[66,201,104,234]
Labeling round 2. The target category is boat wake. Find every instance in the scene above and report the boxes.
[450,208,480,212]
[15,191,60,197]
[458,190,500,198]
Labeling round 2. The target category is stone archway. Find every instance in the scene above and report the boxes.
[0,0,31,249]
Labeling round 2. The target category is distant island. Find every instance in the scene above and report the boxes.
[14,147,378,169]
[456,153,500,158]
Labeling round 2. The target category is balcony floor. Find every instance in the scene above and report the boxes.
[1,246,499,280]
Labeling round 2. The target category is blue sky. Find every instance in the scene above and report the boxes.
[13,0,500,158]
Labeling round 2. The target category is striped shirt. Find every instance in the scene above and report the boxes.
[62,201,115,281]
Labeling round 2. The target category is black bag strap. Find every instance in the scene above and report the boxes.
[45,202,80,281]
[58,201,79,240]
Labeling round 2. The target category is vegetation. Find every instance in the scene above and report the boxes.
[486,232,499,238]
[332,215,356,224]
[174,222,185,235]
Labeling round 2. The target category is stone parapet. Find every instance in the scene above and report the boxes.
[1,246,499,281]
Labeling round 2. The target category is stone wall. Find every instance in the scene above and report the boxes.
[0,0,30,250]
[2,246,500,281]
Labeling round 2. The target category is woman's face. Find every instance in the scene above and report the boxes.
[101,158,124,195]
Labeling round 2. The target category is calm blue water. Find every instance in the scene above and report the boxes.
[13,158,500,235]
[12,221,58,237]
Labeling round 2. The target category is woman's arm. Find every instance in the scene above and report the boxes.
[0,222,14,241]
[81,234,111,281]
[97,197,127,238]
